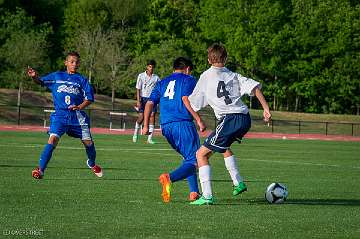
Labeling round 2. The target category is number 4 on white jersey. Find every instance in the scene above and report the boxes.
[164,80,176,100]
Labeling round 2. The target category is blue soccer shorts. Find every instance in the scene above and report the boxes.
[204,113,251,153]
[48,111,92,140]
[161,120,200,165]
[139,97,157,113]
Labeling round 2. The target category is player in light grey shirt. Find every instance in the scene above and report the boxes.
[189,43,271,205]
[133,60,160,144]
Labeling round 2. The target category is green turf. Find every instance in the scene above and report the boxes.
[0,131,360,238]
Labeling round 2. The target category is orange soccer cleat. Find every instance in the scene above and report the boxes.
[159,173,171,203]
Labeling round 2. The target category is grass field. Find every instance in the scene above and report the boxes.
[0,131,360,238]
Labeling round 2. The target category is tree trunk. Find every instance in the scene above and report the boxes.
[273,95,276,111]
[88,69,92,83]
[295,96,299,112]
[111,86,115,111]
[17,81,23,125]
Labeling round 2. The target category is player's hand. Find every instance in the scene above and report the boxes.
[142,126,150,135]
[68,105,80,111]
[263,109,272,124]
[27,66,38,78]
[197,120,206,132]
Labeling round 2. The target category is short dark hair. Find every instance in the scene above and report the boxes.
[147,59,156,67]
[66,51,80,59]
[173,57,193,71]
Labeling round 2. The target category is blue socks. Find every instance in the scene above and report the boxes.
[85,143,96,167]
[169,163,199,193]
[38,143,97,172]
[39,144,55,172]
[186,174,199,193]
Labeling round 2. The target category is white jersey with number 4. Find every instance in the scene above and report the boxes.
[189,66,260,120]
[136,72,160,98]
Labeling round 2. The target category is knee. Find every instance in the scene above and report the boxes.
[83,140,94,147]
[223,149,233,158]
[196,151,209,167]
[48,135,59,147]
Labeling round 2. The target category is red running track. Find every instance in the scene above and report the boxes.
[1,124,360,142]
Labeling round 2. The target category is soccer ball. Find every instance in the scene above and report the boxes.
[265,183,288,204]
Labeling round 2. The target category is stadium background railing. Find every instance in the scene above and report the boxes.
[0,105,359,137]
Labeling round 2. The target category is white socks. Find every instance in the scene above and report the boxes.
[198,165,212,199]
[224,155,242,186]
[134,122,141,136]
[148,124,154,140]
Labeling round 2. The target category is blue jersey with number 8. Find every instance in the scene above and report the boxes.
[40,71,94,113]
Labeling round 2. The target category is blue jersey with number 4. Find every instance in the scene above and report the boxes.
[40,71,94,113]
[149,72,196,125]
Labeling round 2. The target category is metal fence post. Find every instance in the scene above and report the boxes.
[325,122,328,135]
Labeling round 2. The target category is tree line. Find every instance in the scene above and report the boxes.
[0,0,359,114]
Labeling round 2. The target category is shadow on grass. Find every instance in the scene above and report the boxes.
[212,179,271,183]
[285,198,360,206]
[218,198,360,206]
[0,164,127,171]
[47,178,156,181]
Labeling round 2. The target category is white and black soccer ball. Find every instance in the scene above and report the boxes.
[265,183,288,204]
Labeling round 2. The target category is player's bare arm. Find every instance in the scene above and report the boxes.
[253,86,271,122]
[136,89,141,108]
[142,101,154,135]
[68,100,92,111]
[182,96,206,132]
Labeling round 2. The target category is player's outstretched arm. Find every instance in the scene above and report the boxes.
[142,101,154,135]
[253,86,271,123]
[68,100,92,111]
[27,66,42,85]
[182,96,206,132]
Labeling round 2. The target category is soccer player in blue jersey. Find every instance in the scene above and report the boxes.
[142,57,206,203]
[27,51,103,179]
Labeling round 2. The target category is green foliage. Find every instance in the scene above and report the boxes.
[0,8,52,89]
[0,0,359,114]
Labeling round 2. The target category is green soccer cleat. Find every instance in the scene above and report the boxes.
[190,196,214,205]
[147,139,156,144]
[233,181,247,196]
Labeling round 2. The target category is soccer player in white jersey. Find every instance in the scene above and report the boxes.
[27,51,102,179]
[132,60,161,144]
[189,43,271,205]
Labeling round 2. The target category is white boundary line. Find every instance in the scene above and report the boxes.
[1,143,359,170]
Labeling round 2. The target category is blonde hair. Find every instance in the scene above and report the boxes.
[207,43,227,64]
